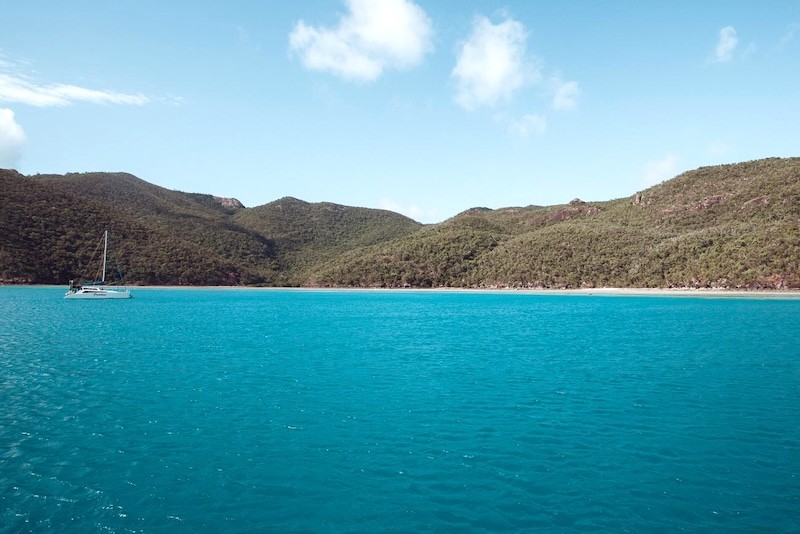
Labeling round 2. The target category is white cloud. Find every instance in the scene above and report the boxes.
[452,15,539,110]
[643,154,679,187]
[0,73,149,107]
[378,198,439,223]
[0,108,26,168]
[551,78,580,110]
[508,114,546,138]
[777,24,798,50]
[713,26,738,63]
[289,0,433,82]
[742,41,758,60]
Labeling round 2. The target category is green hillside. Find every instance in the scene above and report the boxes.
[233,196,422,283]
[309,158,800,289]
[1,157,798,289]
[0,169,420,286]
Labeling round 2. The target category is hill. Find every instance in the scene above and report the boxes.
[0,169,421,286]
[0,170,280,285]
[308,158,800,289]
[233,196,422,283]
[1,157,798,289]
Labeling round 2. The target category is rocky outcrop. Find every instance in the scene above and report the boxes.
[213,196,245,209]
[551,200,600,222]
[740,196,769,209]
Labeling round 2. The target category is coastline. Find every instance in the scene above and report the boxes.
[14,281,798,299]
[15,284,798,299]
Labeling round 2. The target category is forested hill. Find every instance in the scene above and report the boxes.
[1,157,799,289]
[0,170,420,286]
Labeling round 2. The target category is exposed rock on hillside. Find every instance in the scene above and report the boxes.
[213,196,245,209]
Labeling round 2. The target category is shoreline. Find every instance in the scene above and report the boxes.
[10,284,800,299]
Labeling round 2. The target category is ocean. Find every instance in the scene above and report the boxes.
[1,287,798,532]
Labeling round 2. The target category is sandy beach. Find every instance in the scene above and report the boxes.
[119,285,800,299]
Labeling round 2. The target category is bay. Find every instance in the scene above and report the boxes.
[1,287,798,532]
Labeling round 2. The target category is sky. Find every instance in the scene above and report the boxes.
[1,1,798,223]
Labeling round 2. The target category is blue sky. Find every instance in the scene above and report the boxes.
[1,1,798,223]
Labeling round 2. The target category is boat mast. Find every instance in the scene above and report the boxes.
[102,230,108,284]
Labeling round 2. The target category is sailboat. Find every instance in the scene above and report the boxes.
[65,230,132,299]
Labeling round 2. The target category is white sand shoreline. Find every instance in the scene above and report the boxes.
[100,285,800,299]
[9,284,800,299]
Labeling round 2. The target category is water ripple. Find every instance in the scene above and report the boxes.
[1,288,799,531]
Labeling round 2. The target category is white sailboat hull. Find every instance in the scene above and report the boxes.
[65,287,132,299]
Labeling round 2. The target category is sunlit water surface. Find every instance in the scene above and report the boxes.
[1,287,798,532]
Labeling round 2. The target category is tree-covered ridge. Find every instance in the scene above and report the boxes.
[234,196,420,255]
[2,170,274,285]
[1,157,798,289]
[0,169,420,286]
[233,196,423,283]
[309,158,800,289]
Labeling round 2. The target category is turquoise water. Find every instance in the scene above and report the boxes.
[1,287,799,532]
